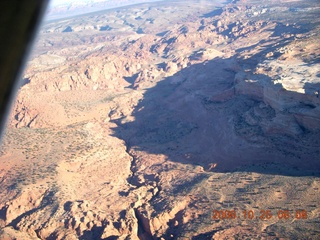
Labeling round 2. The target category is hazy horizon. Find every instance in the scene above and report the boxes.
[47,0,164,20]
[50,0,99,7]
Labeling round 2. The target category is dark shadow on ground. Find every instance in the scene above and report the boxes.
[112,24,320,177]
[124,73,140,89]
[304,82,320,96]
[99,25,112,31]
[20,78,30,88]
[201,8,223,18]
[62,26,73,33]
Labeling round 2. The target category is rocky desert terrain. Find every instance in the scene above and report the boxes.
[1,0,320,239]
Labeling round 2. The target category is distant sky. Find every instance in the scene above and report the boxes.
[49,0,95,7]
[47,0,163,19]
